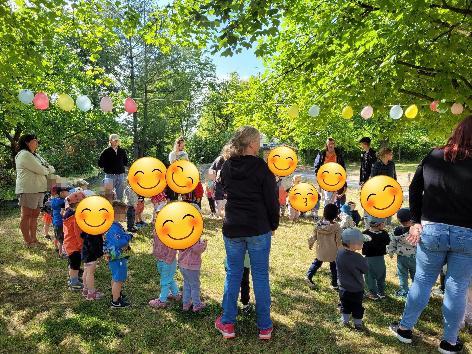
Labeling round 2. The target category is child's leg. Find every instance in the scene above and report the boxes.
[376,256,387,295]
[157,260,179,302]
[351,292,365,325]
[180,268,191,305]
[208,198,216,214]
[112,281,123,302]
[126,206,135,230]
[365,258,378,294]
[397,256,409,293]
[168,260,180,296]
[408,256,416,285]
[183,268,201,306]
[306,259,323,282]
[68,252,81,286]
[85,262,97,292]
[339,289,352,323]
[240,267,250,305]
[329,261,338,288]
[440,268,446,292]
[110,259,127,302]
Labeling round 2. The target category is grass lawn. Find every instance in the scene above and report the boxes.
[1,164,470,354]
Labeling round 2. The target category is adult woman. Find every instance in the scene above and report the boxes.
[168,136,189,164]
[15,134,55,246]
[209,144,230,218]
[214,126,279,340]
[390,116,472,354]
[371,147,397,180]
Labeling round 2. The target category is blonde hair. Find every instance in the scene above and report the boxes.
[173,136,185,153]
[227,126,260,158]
[378,147,393,159]
[221,144,231,160]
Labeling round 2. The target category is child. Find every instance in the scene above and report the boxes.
[81,226,105,300]
[336,228,369,331]
[305,204,342,290]
[149,230,181,309]
[347,201,362,226]
[151,191,167,224]
[135,195,146,227]
[387,208,416,298]
[179,239,208,312]
[206,174,216,217]
[63,191,86,290]
[124,184,138,232]
[334,184,347,211]
[287,175,302,221]
[225,251,252,313]
[277,178,288,217]
[102,178,116,203]
[50,185,69,257]
[104,201,133,308]
[339,204,356,230]
[362,216,390,300]
[182,180,204,210]
[41,191,53,240]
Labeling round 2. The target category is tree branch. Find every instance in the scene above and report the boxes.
[398,88,434,101]
[430,2,472,16]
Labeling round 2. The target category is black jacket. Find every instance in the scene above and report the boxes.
[362,230,390,257]
[220,155,279,238]
[210,155,226,200]
[314,147,345,174]
[360,148,376,184]
[410,148,472,229]
[98,147,128,174]
[371,160,397,180]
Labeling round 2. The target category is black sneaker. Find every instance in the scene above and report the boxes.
[111,297,130,308]
[354,323,366,332]
[389,322,412,344]
[438,339,463,354]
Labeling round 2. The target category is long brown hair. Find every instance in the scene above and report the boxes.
[227,126,260,158]
[442,115,472,162]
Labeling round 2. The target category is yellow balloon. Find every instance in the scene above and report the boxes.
[342,106,353,119]
[287,104,299,119]
[405,104,418,119]
[57,94,75,112]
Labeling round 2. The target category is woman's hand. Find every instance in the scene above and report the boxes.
[406,223,422,245]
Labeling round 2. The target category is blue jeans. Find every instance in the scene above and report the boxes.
[157,259,179,302]
[306,259,337,287]
[105,173,125,201]
[397,255,416,293]
[180,268,201,306]
[400,223,472,344]
[222,232,272,330]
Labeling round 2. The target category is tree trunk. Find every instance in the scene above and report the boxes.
[128,37,139,160]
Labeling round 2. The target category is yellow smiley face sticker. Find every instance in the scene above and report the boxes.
[75,196,114,235]
[288,183,319,212]
[166,160,199,194]
[155,201,203,250]
[267,146,298,177]
[316,162,347,192]
[128,157,167,197]
[360,176,403,218]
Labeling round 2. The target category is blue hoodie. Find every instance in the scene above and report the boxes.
[104,222,133,260]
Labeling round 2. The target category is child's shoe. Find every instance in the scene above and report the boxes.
[168,293,182,302]
[304,277,316,289]
[366,292,380,301]
[69,281,84,291]
[377,293,387,299]
[182,303,192,311]
[149,298,167,309]
[82,288,89,297]
[259,327,273,340]
[86,290,104,301]
[215,316,235,339]
[111,296,130,308]
[192,303,206,313]
[354,323,367,332]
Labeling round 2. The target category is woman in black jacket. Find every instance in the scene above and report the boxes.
[214,126,279,341]
[390,115,472,354]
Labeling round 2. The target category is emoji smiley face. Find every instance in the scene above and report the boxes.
[267,146,298,177]
[155,202,203,250]
[166,160,199,194]
[75,196,114,235]
[128,157,167,197]
[288,183,319,212]
[360,176,403,218]
[316,162,347,192]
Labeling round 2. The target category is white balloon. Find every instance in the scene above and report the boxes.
[389,105,403,120]
[308,104,320,117]
[18,89,34,104]
[76,95,92,112]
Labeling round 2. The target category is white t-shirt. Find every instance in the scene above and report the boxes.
[169,150,189,163]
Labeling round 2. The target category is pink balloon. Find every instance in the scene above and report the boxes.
[450,103,464,115]
[33,92,49,110]
[124,97,137,113]
[360,105,373,119]
[430,100,439,112]
[100,96,113,113]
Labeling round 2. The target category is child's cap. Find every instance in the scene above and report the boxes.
[66,191,86,205]
[368,215,385,225]
[342,228,364,245]
[397,208,411,223]
[340,204,351,214]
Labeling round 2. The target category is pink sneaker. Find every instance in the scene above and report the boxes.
[167,293,182,302]
[182,303,192,311]
[82,288,89,297]
[215,316,235,339]
[192,302,206,313]
[259,327,273,340]
[86,290,104,301]
[149,298,167,308]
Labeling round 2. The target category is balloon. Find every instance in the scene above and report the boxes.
[405,104,418,119]
[341,106,353,119]
[389,105,403,120]
[360,105,373,119]
[18,89,34,104]
[100,96,113,113]
[308,104,320,117]
[33,92,49,110]
[76,95,92,112]
[56,94,75,112]
[430,100,439,112]
[124,97,137,113]
[451,103,464,115]
[287,104,299,119]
